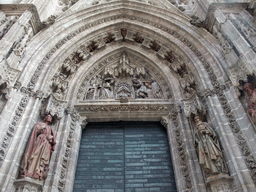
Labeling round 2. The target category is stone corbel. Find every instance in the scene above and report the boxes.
[40,94,67,123]
[13,177,43,192]
[80,116,87,130]
[207,174,233,192]
[160,116,169,128]
[182,93,205,117]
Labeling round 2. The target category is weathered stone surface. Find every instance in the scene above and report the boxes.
[0,1,256,192]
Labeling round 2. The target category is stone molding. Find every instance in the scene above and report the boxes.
[168,107,193,191]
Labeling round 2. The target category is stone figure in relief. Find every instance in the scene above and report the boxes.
[243,82,256,124]
[184,86,195,98]
[82,53,166,100]
[151,80,161,99]
[194,116,227,177]
[86,75,103,100]
[101,78,114,99]
[20,114,56,180]
[133,78,148,98]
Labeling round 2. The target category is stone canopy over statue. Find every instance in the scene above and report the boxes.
[20,114,56,180]
[194,116,228,177]
[83,53,163,100]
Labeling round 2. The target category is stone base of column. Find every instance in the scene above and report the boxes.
[207,174,233,192]
[13,177,43,192]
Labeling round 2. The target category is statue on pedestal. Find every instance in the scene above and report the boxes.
[20,114,56,180]
[194,116,228,177]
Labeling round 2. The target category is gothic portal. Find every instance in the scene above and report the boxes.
[0,0,256,192]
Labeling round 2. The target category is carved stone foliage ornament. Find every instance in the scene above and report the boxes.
[20,114,56,180]
[194,116,228,178]
[82,53,163,101]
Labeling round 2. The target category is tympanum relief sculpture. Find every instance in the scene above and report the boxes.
[83,53,163,101]
[20,114,56,180]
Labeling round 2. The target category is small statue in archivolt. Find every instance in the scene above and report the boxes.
[194,116,228,177]
[20,114,56,180]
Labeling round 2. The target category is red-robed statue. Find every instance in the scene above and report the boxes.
[20,114,56,180]
[244,83,256,124]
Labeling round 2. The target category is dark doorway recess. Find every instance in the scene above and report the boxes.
[73,121,177,192]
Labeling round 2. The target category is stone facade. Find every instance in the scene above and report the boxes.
[0,0,256,191]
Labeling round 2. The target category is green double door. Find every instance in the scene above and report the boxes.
[73,121,177,192]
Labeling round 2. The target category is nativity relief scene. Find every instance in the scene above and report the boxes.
[83,53,163,101]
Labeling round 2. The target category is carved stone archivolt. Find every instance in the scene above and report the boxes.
[43,25,199,102]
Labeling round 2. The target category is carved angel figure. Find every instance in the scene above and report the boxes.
[151,80,161,99]
[243,83,256,124]
[20,114,56,180]
[194,116,227,177]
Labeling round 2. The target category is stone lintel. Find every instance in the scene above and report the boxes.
[74,100,172,121]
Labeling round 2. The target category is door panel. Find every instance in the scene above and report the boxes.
[73,122,177,192]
